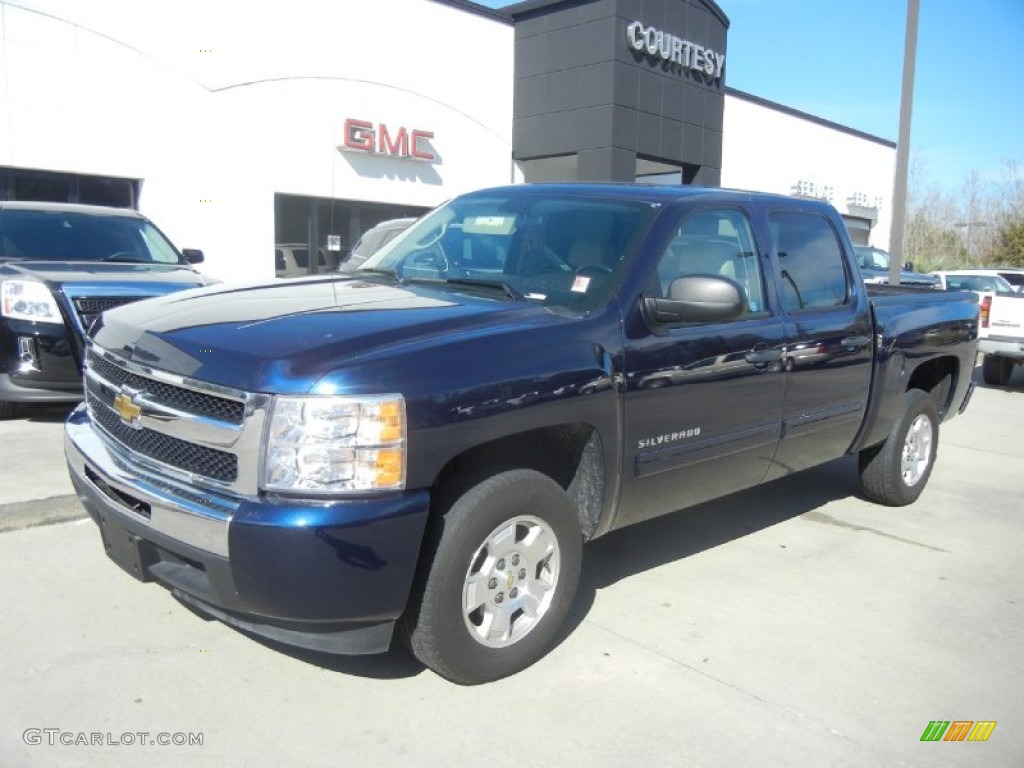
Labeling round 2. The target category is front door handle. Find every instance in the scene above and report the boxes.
[841,335,871,350]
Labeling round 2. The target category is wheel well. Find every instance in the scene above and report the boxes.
[431,424,605,540]
[907,356,957,418]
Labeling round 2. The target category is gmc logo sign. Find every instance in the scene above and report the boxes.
[340,119,436,162]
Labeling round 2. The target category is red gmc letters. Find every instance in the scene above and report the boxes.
[341,119,435,161]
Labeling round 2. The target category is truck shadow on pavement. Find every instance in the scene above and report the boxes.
[558,455,863,642]
[254,455,863,682]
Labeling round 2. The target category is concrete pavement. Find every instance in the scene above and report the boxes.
[1,367,1022,767]
[0,403,81,532]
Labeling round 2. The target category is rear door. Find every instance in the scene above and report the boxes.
[616,205,786,527]
[763,209,873,481]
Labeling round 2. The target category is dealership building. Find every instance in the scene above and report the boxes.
[0,0,895,282]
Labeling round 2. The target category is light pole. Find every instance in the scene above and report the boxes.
[888,0,920,286]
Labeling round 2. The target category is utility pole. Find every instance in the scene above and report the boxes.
[888,0,920,286]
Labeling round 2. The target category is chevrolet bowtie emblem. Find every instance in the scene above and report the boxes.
[113,391,143,427]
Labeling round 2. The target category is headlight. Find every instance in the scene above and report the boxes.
[263,394,406,493]
[1,280,62,324]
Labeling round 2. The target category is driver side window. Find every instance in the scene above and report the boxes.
[654,210,765,314]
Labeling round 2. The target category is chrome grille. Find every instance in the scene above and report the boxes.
[74,296,144,330]
[83,345,269,495]
[86,349,245,424]
[88,392,238,482]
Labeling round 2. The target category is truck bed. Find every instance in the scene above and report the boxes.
[852,284,979,452]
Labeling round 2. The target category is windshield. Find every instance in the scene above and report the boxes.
[854,246,889,270]
[0,209,183,264]
[357,193,658,310]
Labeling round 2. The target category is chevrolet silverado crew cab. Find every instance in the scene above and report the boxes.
[1,202,214,418]
[65,185,978,684]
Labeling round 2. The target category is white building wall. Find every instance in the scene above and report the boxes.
[722,92,896,249]
[3,0,901,273]
[0,0,515,282]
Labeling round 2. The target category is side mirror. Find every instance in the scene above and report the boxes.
[643,275,746,326]
[182,248,205,264]
[903,261,914,271]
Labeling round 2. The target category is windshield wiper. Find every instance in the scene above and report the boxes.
[388,273,523,300]
[444,277,523,300]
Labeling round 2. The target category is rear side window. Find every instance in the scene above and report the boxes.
[996,272,1023,290]
[769,212,849,312]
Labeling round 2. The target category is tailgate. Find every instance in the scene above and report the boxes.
[987,293,1024,341]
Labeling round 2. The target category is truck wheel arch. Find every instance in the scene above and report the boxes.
[906,356,957,418]
[427,424,607,542]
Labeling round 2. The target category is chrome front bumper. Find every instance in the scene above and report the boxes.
[65,404,234,557]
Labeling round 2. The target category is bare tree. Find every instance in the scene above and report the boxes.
[903,154,965,271]
[982,161,1024,268]
[903,156,1024,270]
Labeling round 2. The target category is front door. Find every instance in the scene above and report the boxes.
[617,207,786,528]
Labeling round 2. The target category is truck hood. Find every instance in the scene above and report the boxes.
[90,276,563,394]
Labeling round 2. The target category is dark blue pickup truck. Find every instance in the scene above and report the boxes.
[64,185,978,684]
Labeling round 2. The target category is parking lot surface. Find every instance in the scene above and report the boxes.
[1,366,1022,767]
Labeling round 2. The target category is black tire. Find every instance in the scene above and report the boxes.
[0,400,15,420]
[402,469,582,684]
[859,389,939,506]
[982,355,1013,387]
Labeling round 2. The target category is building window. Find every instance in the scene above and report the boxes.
[273,193,429,278]
[0,167,138,208]
[78,177,137,208]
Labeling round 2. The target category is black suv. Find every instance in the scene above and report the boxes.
[0,201,214,418]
